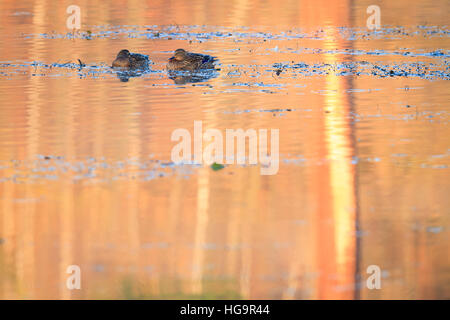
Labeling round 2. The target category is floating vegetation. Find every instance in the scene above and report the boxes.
[211,162,225,171]
[271,61,450,80]
[0,156,200,183]
[1,149,447,185]
[0,60,160,80]
[1,54,448,82]
[23,25,450,42]
[2,23,450,83]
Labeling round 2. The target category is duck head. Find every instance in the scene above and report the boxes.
[116,49,130,59]
[112,49,131,68]
[173,49,188,61]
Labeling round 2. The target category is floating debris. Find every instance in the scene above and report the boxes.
[211,162,225,171]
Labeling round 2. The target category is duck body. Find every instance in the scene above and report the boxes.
[112,49,149,70]
[167,49,216,72]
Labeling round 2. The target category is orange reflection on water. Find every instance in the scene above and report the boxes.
[320,34,357,299]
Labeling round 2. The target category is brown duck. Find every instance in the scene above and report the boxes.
[112,49,149,69]
[167,49,216,72]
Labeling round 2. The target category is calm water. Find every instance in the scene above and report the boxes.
[0,0,449,299]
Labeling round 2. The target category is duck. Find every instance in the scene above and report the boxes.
[167,49,216,72]
[112,49,149,70]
